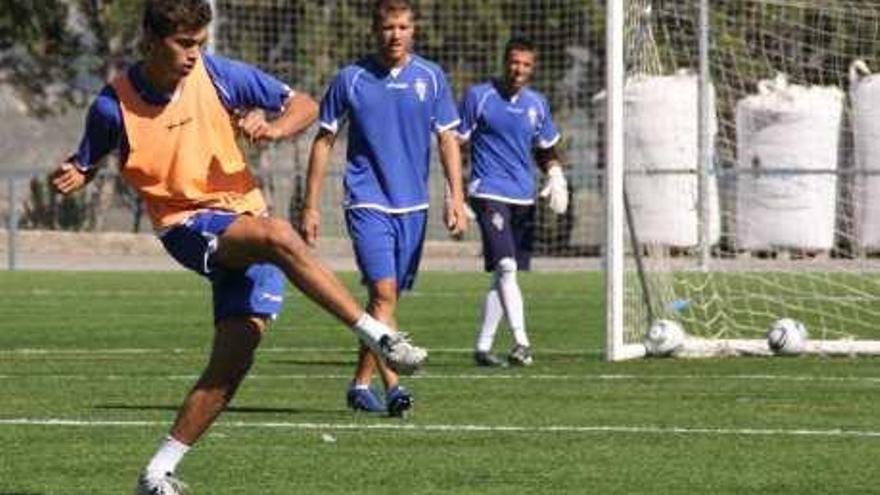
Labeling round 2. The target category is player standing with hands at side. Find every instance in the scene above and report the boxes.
[458,37,568,367]
[301,0,467,416]
[50,1,426,493]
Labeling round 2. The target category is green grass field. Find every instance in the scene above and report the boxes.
[3,271,880,494]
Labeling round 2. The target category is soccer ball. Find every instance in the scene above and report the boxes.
[644,319,686,357]
[767,318,808,355]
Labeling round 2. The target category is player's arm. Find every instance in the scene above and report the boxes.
[300,128,336,247]
[299,69,349,246]
[237,91,318,143]
[534,96,568,215]
[206,55,317,143]
[435,71,467,236]
[438,129,468,237]
[51,87,120,195]
[535,145,563,173]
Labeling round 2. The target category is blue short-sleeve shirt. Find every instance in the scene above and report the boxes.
[319,54,460,212]
[458,80,560,204]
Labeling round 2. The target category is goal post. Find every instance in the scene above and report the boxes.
[609,0,880,359]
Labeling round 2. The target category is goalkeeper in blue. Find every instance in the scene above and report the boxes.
[300,0,468,415]
[458,37,568,367]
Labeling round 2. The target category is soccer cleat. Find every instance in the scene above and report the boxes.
[508,345,534,366]
[377,332,427,375]
[386,385,413,418]
[474,351,507,367]
[135,471,188,495]
[346,385,385,413]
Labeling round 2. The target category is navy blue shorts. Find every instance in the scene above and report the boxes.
[471,198,535,272]
[345,208,427,291]
[159,210,285,322]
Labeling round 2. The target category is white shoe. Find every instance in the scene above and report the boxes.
[135,471,188,495]
[378,332,427,375]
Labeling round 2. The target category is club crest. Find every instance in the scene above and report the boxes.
[491,212,505,231]
[527,106,539,128]
[414,78,428,102]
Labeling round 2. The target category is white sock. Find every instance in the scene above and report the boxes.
[496,257,529,348]
[475,286,503,353]
[145,435,190,477]
[352,313,391,346]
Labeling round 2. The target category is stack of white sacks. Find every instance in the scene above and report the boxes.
[620,66,880,252]
[851,61,880,251]
[735,73,843,251]
[623,70,720,248]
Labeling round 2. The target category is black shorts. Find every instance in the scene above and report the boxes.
[470,197,535,272]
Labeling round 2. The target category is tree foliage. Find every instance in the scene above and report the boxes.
[0,0,144,117]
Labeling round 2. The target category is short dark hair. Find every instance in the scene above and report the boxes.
[504,36,537,60]
[143,0,212,38]
[372,0,416,29]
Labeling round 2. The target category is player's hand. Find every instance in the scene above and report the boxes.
[237,108,278,143]
[299,207,321,247]
[444,200,468,239]
[49,162,87,195]
[540,165,569,215]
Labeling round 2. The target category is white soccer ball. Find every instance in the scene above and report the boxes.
[644,319,686,357]
[767,318,808,355]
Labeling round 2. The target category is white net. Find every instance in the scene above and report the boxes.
[621,0,880,356]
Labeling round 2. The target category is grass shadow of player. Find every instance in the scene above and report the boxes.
[267,357,355,367]
[94,403,346,416]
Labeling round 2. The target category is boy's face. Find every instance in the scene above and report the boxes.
[146,26,209,82]
[375,10,414,66]
[504,48,536,93]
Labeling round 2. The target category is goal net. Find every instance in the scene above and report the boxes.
[614,0,880,359]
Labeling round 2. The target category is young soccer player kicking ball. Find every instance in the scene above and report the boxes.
[458,37,568,367]
[300,0,467,416]
[50,1,426,493]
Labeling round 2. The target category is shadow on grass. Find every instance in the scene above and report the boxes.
[94,403,346,415]
[0,492,76,495]
[267,358,355,367]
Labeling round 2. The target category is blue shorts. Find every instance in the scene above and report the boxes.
[159,210,286,322]
[471,198,535,272]
[345,208,427,291]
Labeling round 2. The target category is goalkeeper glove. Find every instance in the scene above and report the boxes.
[539,165,568,215]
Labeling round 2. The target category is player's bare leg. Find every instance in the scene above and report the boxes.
[138,315,265,493]
[170,315,266,444]
[357,279,412,416]
[355,279,400,385]
[216,215,363,325]
[216,215,425,372]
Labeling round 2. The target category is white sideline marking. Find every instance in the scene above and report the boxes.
[1,418,880,439]
[4,373,880,384]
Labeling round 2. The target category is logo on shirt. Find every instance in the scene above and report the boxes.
[527,107,539,128]
[491,212,505,232]
[414,78,428,102]
[166,117,193,130]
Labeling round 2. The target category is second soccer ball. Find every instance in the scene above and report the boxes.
[767,318,808,355]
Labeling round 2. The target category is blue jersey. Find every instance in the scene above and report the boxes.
[73,54,293,169]
[458,81,560,204]
[319,54,460,212]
